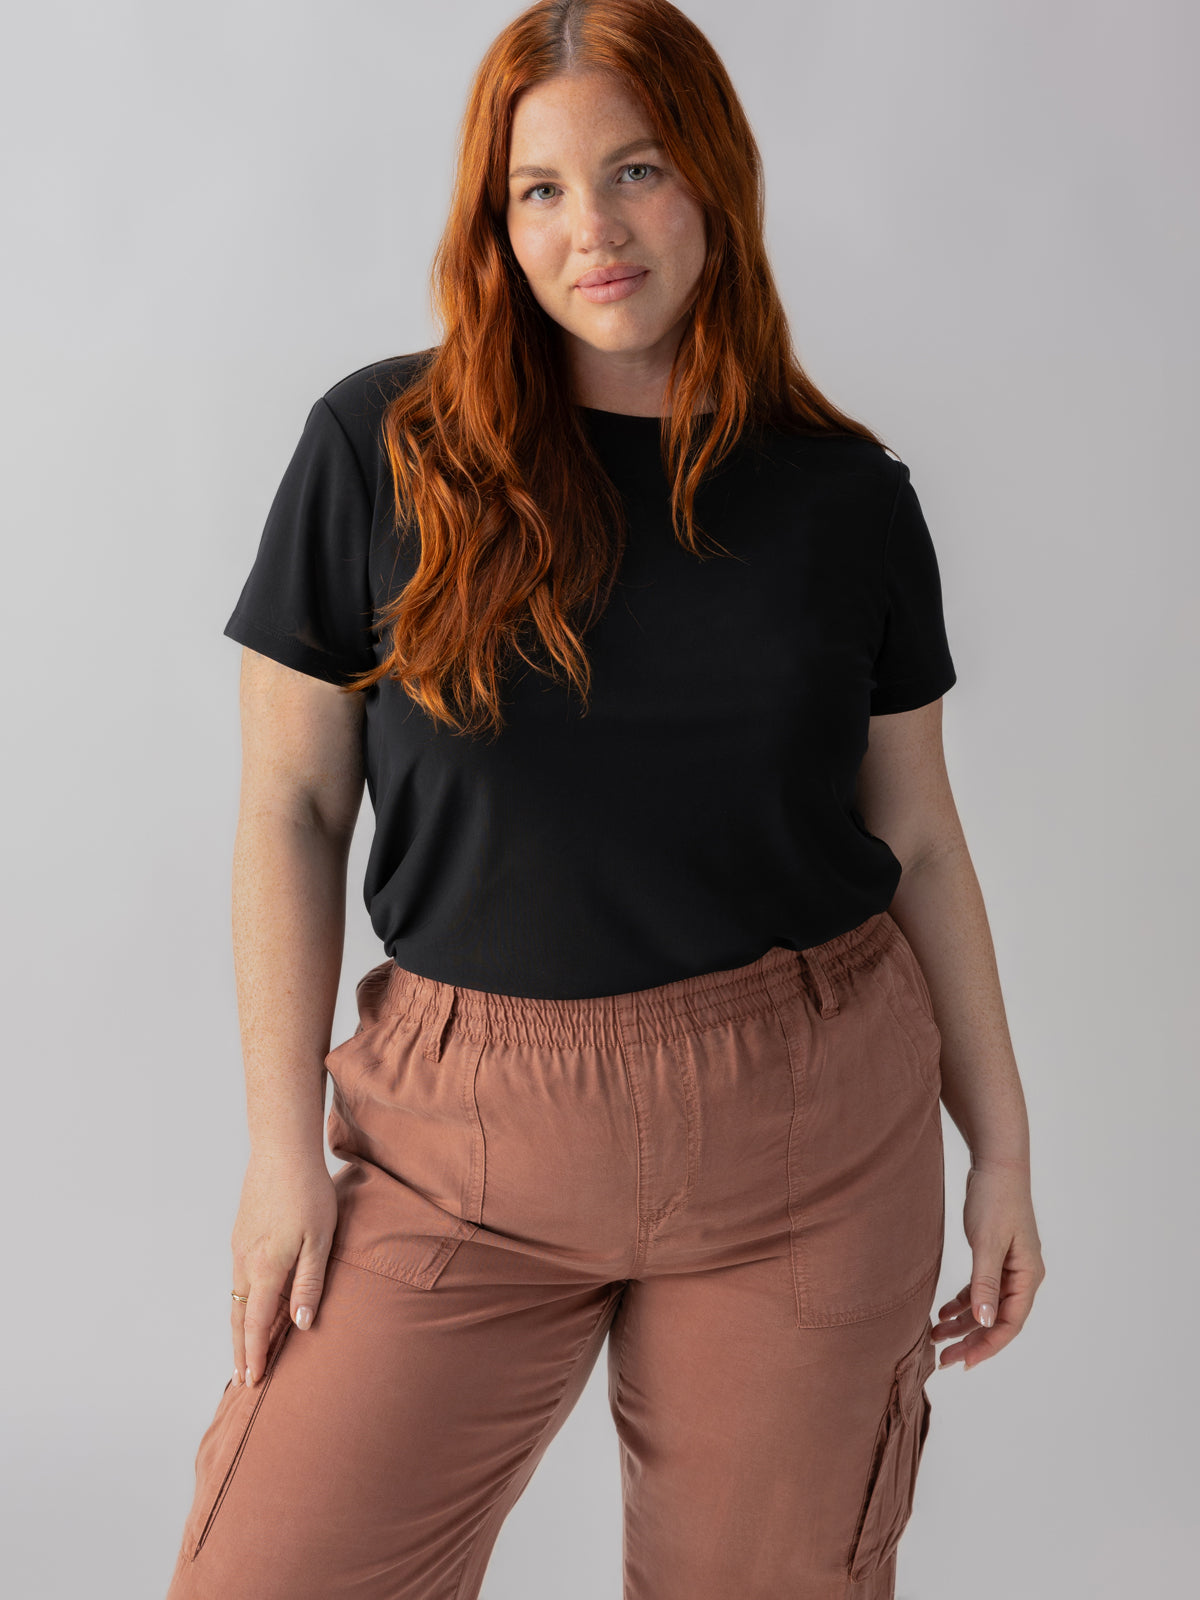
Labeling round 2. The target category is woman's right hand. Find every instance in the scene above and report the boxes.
[229,1149,339,1387]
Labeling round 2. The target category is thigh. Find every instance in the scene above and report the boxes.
[165,1252,622,1600]
[607,1266,938,1600]
[606,922,945,1598]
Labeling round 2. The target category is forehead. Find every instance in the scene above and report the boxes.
[508,70,658,166]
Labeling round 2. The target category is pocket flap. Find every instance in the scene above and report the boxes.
[327,1157,478,1289]
[896,1319,937,1424]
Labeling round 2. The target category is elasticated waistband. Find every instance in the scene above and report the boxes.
[368,912,902,1057]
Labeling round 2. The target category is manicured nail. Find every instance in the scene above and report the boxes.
[245,1367,255,1388]
[295,1306,312,1330]
[233,1368,241,1386]
[977,1304,995,1327]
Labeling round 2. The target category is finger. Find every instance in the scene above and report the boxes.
[970,1253,1006,1331]
[932,1305,979,1341]
[288,1239,330,1332]
[938,1319,1003,1369]
[957,1287,1033,1367]
[957,1323,1011,1369]
[940,1333,993,1370]
[230,1270,249,1385]
[985,1271,1040,1339]
[933,1284,974,1338]
[243,1280,288,1389]
[936,1283,972,1321]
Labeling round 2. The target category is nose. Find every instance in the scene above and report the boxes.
[568,189,630,255]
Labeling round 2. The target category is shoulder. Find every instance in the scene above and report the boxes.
[315,347,438,476]
[762,426,902,474]
[747,424,908,514]
[322,347,437,418]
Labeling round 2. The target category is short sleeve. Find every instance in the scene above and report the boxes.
[222,396,378,686]
[868,464,958,715]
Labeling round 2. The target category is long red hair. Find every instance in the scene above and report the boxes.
[344,0,889,739]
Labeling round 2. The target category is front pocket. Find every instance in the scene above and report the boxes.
[867,963,942,1100]
[326,1158,479,1289]
[846,1320,938,1580]
[779,971,945,1328]
[874,923,942,1094]
[180,1293,294,1561]
[325,1018,485,1291]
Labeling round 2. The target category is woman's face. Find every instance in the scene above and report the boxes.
[505,69,708,411]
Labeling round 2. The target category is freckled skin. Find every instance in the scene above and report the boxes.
[505,68,708,416]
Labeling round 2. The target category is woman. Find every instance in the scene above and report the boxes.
[166,1,1044,1596]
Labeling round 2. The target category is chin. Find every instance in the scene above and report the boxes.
[569,320,670,353]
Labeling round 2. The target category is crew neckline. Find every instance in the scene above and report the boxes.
[577,405,666,421]
[576,405,714,422]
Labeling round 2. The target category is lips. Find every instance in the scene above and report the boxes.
[576,264,648,288]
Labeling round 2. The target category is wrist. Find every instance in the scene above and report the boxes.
[246,1073,327,1163]
[968,1149,1031,1174]
[249,1139,328,1165]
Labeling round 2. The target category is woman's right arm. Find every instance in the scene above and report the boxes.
[226,645,367,1389]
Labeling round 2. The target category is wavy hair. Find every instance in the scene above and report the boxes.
[343,0,889,738]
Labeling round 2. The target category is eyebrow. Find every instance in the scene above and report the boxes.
[508,139,663,182]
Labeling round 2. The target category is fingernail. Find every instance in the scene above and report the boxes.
[295,1306,312,1330]
[978,1304,995,1327]
[245,1366,255,1388]
[233,1368,241,1386]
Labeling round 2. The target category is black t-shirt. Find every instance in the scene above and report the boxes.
[223,350,957,999]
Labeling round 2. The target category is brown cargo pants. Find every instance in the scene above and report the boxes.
[165,909,944,1598]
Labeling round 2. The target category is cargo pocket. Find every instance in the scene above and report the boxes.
[846,1319,937,1581]
[180,1293,294,1562]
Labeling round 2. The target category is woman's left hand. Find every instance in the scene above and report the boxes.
[933,1159,1046,1371]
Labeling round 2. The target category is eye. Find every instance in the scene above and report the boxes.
[517,163,661,204]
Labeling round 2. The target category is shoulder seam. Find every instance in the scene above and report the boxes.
[880,458,911,589]
[317,395,374,508]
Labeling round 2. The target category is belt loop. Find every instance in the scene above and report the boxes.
[800,948,840,1019]
[422,983,457,1062]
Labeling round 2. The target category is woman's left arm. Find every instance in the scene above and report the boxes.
[856,697,1047,1371]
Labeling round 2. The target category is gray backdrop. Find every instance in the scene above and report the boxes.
[2,2,1195,1595]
